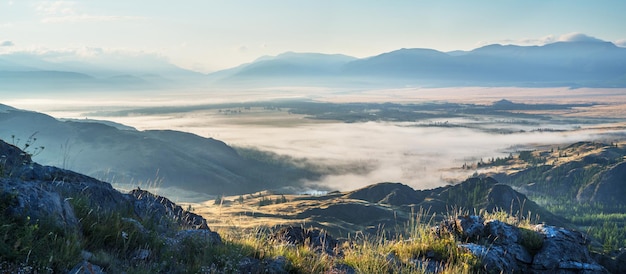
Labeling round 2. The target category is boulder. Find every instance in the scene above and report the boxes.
[441,215,608,273]
[531,224,608,273]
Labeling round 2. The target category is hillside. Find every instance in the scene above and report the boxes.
[192,177,566,242]
[0,139,221,272]
[473,141,626,250]
[0,104,324,197]
[1,139,618,273]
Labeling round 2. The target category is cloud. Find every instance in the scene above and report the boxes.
[557,32,605,43]
[35,1,77,16]
[0,41,14,47]
[237,45,248,53]
[41,15,144,23]
[36,1,144,23]
[614,39,626,48]
[479,33,608,48]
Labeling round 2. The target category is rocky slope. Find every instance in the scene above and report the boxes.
[0,139,220,272]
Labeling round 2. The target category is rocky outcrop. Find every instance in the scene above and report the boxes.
[441,215,608,273]
[130,188,210,230]
[0,139,220,272]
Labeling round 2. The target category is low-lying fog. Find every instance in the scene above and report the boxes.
[6,87,626,193]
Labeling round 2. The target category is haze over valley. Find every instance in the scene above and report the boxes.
[2,2,626,272]
[3,86,626,200]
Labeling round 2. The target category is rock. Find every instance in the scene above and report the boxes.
[1,178,79,230]
[238,257,263,274]
[122,217,147,235]
[591,251,617,274]
[0,139,223,272]
[130,189,209,230]
[263,256,289,274]
[237,256,290,274]
[531,224,608,273]
[439,215,484,240]
[442,215,607,273]
[460,243,528,273]
[68,261,105,274]
[274,226,338,255]
[485,220,532,264]
[175,229,222,245]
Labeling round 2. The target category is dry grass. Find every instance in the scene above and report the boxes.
[185,192,384,235]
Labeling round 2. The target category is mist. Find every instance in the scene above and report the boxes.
[10,90,625,193]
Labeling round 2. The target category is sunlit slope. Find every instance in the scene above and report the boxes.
[486,141,626,207]
[191,177,565,237]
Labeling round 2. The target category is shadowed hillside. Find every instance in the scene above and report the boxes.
[0,104,328,197]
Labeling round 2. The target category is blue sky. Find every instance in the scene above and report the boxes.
[1,0,625,72]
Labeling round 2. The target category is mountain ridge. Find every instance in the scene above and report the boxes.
[4,39,626,90]
[210,40,626,87]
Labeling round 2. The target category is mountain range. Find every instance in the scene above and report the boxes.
[0,52,204,91]
[213,40,626,87]
[2,40,626,90]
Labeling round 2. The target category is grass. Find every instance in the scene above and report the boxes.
[210,208,483,274]
[0,191,82,272]
[1,186,551,273]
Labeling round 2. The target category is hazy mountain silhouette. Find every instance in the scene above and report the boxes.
[4,39,625,89]
[0,52,205,91]
[217,52,357,85]
[211,40,626,87]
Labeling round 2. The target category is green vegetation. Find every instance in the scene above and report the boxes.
[10,133,45,158]
[218,209,483,274]
[546,202,626,251]
[7,187,538,274]
[476,142,626,252]
[0,191,81,272]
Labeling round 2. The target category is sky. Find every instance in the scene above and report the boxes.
[1,0,625,73]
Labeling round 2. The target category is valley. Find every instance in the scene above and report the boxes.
[6,87,626,196]
[2,2,625,271]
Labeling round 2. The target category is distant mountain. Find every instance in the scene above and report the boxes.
[0,104,321,197]
[0,52,206,91]
[210,41,626,87]
[216,52,357,85]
